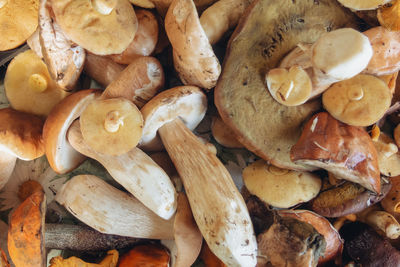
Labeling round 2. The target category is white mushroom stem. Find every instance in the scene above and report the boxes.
[158,118,257,267]
[358,208,400,239]
[67,120,177,220]
[0,153,16,190]
[91,0,117,15]
[56,174,175,239]
[104,110,124,133]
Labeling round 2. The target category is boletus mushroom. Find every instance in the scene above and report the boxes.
[337,0,391,10]
[373,133,400,177]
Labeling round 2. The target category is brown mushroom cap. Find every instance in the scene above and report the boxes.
[0,0,38,51]
[51,0,138,55]
[43,89,101,174]
[80,97,144,155]
[8,189,46,267]
[140,86,207,151]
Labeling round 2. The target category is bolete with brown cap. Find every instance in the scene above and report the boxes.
[140,86,257,266]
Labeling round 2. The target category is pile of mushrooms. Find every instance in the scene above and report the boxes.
[4,0,400,266]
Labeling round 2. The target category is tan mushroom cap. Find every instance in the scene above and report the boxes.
[373,133,400,177]
[8,189,46,267]
[4,50,69,117]
[51,0,138,55]
[322,74,391,127]
[0,0,38,51]
[0,108,44,160]
[242,160,321,209]
[140,86,207,151]
[80,97,143,155]
[211,116,243,148]
[43,89,101,174]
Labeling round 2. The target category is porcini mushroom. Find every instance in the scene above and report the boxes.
[378,1,400,31]
[373,133,400,177]
[242,160,321,209]
[0,108,45,190]
[322,74,391,126]
[38,0,85,91]
[381,176,400,214]
[67,120,177,220]
[165,0,221,89]
[50,0,138,55]
[4,49,69,117]
[291,112,381,193]
[0,0,38,51]
[117,245,169,267]
[211,116,243,148]
[140,86,257,266]
[337,0,391,11]
[357,206,400,239]
[84,53,125,88]
[43,89,101,174]
[49,250,118,267]
[79,97,143,156]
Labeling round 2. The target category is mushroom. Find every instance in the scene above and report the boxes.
[242,160,321,209]
[50,0,138,55]
[4,49,69,117]
[43,89,101,174]
[67,120,177,220]
[49,250,118,267]
[381,176,400,214]
[215,0,358,171]
[140,86,257,266]
[291,112,381,193]
[38,0,85,91]
[373,133,400,177]
[211,116,243,148]
[117,245,169,267]
[357,205,400,239]
[0,0,38,51]
[0,108,45,190]
[337,0,391,11]
[79,97,143,156]
[322,74,391,127]
[199,243,226,267]
[165,0,221,89]
[101,56,164,108]
[84,53,125,88]
[109,9,159,65]
[266,28,373,105]
[378,1,400,31]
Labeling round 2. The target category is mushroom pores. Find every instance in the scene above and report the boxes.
[80,98,143,155]
[242,160,321,208]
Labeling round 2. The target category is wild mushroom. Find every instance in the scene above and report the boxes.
[357,205,400,239]
[49,250,118,267]
[373,133,400,177]
[38,0,85,91]
[140,86,257,266]
[381,176,400,214]
[0,0,38,51]
[242,160,321,209]
[215,0,358,171]
[378,1,400,31]
[117,245,169,267]
[165,0,221,89]
[291,112,381,193]
[322,74,391,127]
[109,9,159,65]
[0,108,45,190]
[266,28,373,105]
[4,49,69,117]
[211,116,243,148]
[79,97,143,156]
[84,53,125,88]
[337,0,391,11]
[50,0,138,55]
[101,56,164,108]
[67,121,177,220]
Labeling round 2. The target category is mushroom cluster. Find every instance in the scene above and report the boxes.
[3,0,400,266]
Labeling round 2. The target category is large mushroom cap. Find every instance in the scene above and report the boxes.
[51,0,138,55]
[0,108,44,160]
[140,86,207,151]
[0,0,38,51]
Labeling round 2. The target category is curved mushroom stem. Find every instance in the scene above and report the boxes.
[0,153,16,190]
[359,210,400,239]
[104,110,124,133]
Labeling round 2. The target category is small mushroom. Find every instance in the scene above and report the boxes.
[118,245,169,267]
[84,53,125,88]
[4,49,69,117]
[211,116,243,148]
[67,120,177,220]
[322,74,391,127]
[49,250,118,267]
[165,0,221,89]
[79,97,143,156]
[336,0,391,10]
[50,0,138,55]
[140,86,257,266]
[373,133,400,177]
[0,108,45,190]
[38,0,85,91]
[101,56,164,108]
[43,89,101,174]
[0,0,38,51]
[291,112,381,193]
[357,205,400,239]
[242,160,321,209]
[109,9,159,65]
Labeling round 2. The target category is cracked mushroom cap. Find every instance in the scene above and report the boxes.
[0,0,38,51]
[50,0,138,55]
[291,112,381,193]
[43,89,101,174]
[0,108,44,160]
[140,86,207,151]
